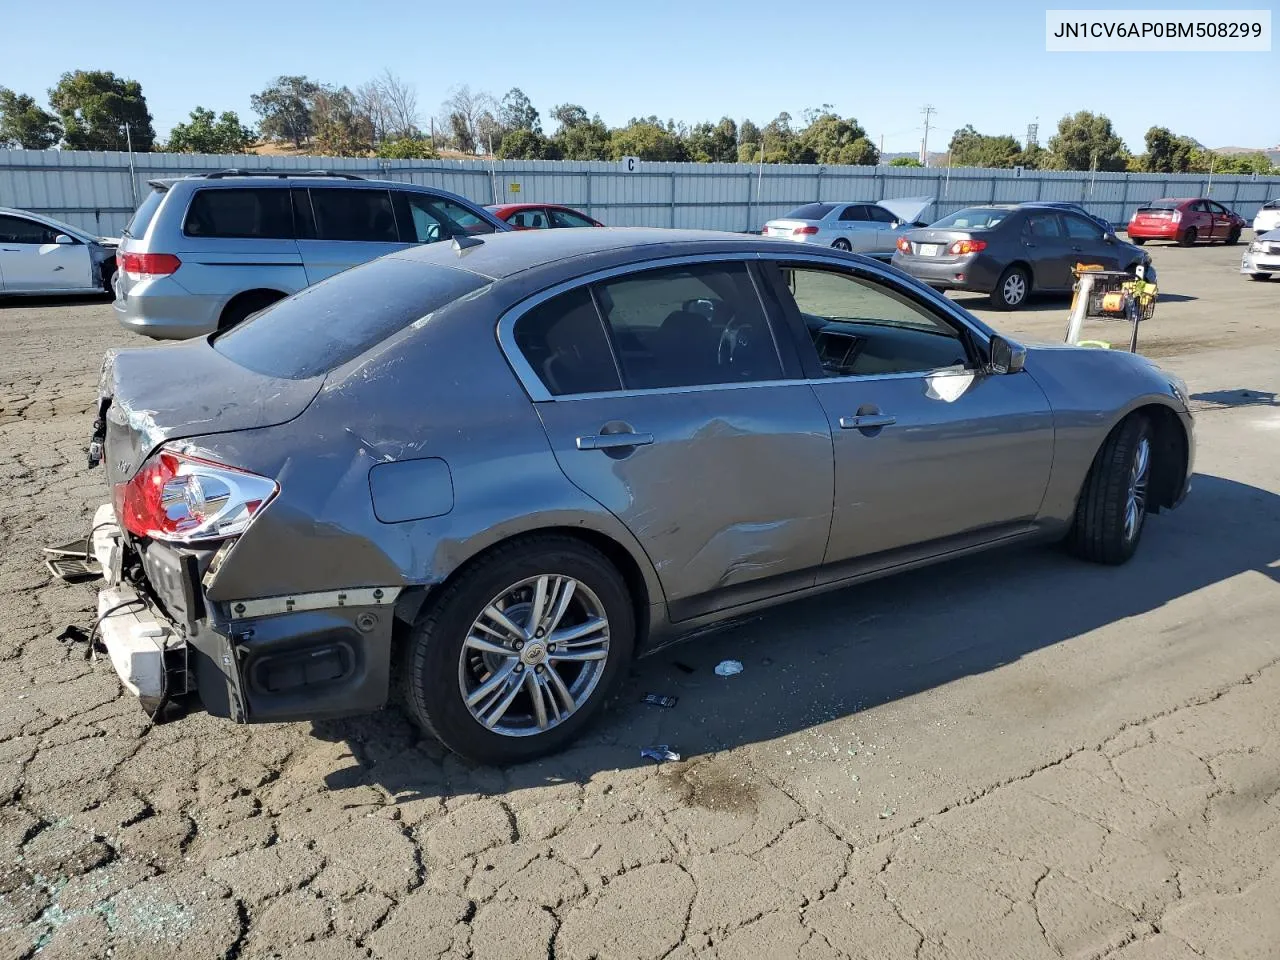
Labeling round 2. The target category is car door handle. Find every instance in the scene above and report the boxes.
[576,432,654,451]
[839,415,896,430]
[1,248,19,252]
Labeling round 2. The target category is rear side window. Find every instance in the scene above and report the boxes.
[514,289,621,396]
[550,208,596,228]
[183,188,294,239]
[124,187,167,239]
[784,203,835,220]
[1023,212,1064,238]
[311,188,398,242]
[213,258,486,379]
[838,205,869,222]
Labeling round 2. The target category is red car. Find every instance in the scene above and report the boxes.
[1127,197,1246,247]
[486,203,604,230]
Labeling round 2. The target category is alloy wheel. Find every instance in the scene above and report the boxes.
[1124,436,1150,541]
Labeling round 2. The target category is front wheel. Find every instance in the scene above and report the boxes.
[991,265,1030,310]
[1225,228,1241,245]
[832,238,852,251]
[1179,227,1198,247]
[402,536,635,764]
[1066,414,1152,565]
[1248,273,1272,281]
[1131,237,1146,246]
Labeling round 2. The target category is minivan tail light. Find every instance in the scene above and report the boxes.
[118,252,181,279]
[793,225,819,235]
[948,239,987,255]
[114,448,277,543]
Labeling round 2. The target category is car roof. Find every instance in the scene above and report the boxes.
[488,203,581,213]
[388,227,832,282]
[150,173,426,190]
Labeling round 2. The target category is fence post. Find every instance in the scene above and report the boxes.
[746,172,755,232]
[670,169,678,227]
[1120,175,1130,223]
[584,170,591,217]
[816,165,824,203]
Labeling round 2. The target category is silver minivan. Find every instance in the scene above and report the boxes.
[113,171,509,339]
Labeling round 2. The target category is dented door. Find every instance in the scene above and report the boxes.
[533,385,834,621]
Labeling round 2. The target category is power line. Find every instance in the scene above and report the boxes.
[921,105,936,167]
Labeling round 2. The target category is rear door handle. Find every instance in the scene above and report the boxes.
[839,415,896,430]
[576,432,654,451]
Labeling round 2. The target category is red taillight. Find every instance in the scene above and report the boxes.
[114,449,276,543]
[118,252,181,279]
[948,239,987,255]
[1170,211,1182,224]
[896,236,912,254]
[793,225,819,235]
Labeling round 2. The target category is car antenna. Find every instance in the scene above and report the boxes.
[452,235,484,253]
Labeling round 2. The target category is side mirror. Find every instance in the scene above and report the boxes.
[54,234,74,245]
[989,335,1026,375]
[1104,231,1117,243]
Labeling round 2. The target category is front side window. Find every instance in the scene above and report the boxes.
[595,263,781,389]
[0,215,59,245]
[865,205,897,224]
[183,188,294,239]
[506,208,549,230]
[550,208,596,228]
[779,266,972,378]
[514,288,621,396]
[1062,214,1104,240]
[1209,201,1230,215]
[310,188,398,242]
[398,192,497,243]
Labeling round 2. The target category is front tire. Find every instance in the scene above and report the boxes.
[1248,273,1272,281]
[1131,237,1146,246]
[1066,414,1152,565]
[832,238,852,251]
[1225,228,1241,245]
[403,536,635,764]
[1179,227,1198,247]
[991,265,1030,311]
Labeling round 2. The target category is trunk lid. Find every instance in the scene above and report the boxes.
[876,195,935,227]
[763,219,812,237]
[99,340,323,486]
[899,228,974,258]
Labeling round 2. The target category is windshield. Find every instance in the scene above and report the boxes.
[783,203,836,221]
[213,257,487,380]
[123,187,167,239]
[930,207,1009,230]
[1138,200,1180,212]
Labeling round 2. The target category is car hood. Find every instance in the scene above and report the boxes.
[100,340,323,485]
[877,196,935,225]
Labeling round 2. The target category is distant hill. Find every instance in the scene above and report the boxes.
[1213,145,1280,165]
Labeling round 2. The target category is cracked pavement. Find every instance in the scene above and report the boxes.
[2,242,1279,959]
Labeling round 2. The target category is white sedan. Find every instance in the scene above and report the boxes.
[1242,228,1280,281]
[761,196,934,259]
[1253,199,1280,234]
[0,207,118,296]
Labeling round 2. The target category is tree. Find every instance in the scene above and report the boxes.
[549,104,611,160]
[497,128,560,160]
[165,107,255,154]
[49,70,154,151]
[251,76,322,148]
[355,81,390,145]
[610,118,688,161]
[476,109,504,154]
[311,86,367,156]
[686,117,738,162]
[499,88,540,134]
[376,136,437,159]
[738,119,762,163]
[0,88,61,149]
[379,71,419,139]
[947,124,1022,168]
[1141,126,1197,173]
[1016,143,1048,169]
[797,111,878,165]
[889,156,923,167]
[1046,111,1129,171]
[439,85,497,154]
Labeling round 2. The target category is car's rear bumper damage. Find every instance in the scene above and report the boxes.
[76,503,403,723]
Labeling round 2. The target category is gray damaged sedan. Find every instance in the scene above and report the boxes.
[77,228,1193,763]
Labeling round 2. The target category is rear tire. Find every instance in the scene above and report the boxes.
[1066,414,1153,565]
[218,291,285,331]
[1179,227,1198,247]
[1226,228,1241,245]
[1131,238,1146,246]
[991,264,1030,311]
[832,238,852,251]
[402,536,635,764]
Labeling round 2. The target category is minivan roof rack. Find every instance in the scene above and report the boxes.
[202,169,368,180]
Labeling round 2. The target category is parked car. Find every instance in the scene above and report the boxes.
[761,197,934,259]
[112,170,509,339]
[487,203,604,229]
[0,207,118,296]
[1241,228,1280,281]
[80,228,1193,763]
[1036,201,1114,235]
[892,203,1150,309]
[1252,198,1280,235]
[1126,197,1246,246]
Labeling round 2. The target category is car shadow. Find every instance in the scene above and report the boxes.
[1158,293,1198,303]
[1191,389,1278,409]
[0,293,112,309]
[314,472,1280,799]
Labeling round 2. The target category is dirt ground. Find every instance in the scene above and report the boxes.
[1,239,1278,960]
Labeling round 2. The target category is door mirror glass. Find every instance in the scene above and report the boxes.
[54,233,74,245]
[989,335,1026,375]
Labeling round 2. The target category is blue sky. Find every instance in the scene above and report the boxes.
[3,0,1272,151]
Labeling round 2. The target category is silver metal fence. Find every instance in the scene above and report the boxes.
[3,148,1278,237]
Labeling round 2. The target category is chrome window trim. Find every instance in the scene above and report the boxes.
[495,249,993,403]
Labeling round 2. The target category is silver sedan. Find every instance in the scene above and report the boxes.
[762,197,934,258]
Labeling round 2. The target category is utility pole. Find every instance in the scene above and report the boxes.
[879,133,884,162]
[921,105,936,167]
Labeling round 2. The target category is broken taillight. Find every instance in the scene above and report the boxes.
[114,448,277,543]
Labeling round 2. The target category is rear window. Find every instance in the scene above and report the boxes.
[930,207,1008,230]
[123,187,167,239]
[1138,200,1180,212]
[212,257,487,379]
[184,188,294,239]
[784,203,836,220]
[1263,198,1280,210]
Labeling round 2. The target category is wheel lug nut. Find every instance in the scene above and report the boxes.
[535,629,544,638]
[515,641,524,650]
[515,664,524,673]
[536,665,545,674]
[548,644,556,652]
